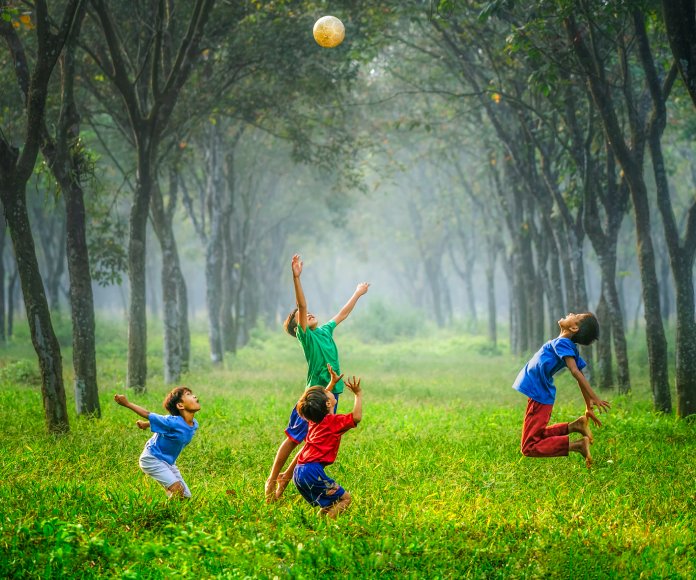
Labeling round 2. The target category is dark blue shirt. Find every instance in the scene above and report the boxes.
[144,413,198,465]
[512,337,586,405]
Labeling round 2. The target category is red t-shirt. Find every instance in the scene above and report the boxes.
[297,413,356,465]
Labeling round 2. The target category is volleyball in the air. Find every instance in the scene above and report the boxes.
[313,15,345,48]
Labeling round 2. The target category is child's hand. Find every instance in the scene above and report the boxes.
[355,282,370,296]
[136,420,149,430]
[585,408,602,427]
[291,254,303,278]
[345,376,362,395]
[590,396,611,413]
[114,394,128,406]
[325,363,344,392]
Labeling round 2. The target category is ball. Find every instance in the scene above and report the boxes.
[313,15,345,48]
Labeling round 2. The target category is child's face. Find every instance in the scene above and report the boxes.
[324,389,336,414]
[558,313,588,333]
[177,390,201,413]
[296,311,319,330]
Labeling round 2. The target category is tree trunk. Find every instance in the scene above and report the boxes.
[0,212,6,342]
[127,149,154,391]
[1,180,68,432]
[150,183,182,384]
[595,292,613,390]
[485,246,497,347]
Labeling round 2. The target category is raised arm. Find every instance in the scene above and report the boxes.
[114,394,151,419]
[564,357,610,426]
[344,376,363,424]
[292,254,308,332]
[331,283,370,326]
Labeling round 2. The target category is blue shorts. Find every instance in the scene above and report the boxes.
[293,462,345,508]
[285,393,339,443]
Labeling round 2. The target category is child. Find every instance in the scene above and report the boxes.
[114,387,200,498]
[265,253,369,501]
[513,312,610,468]
[291,364,362,518]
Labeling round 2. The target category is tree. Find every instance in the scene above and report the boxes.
[0,0,85,432]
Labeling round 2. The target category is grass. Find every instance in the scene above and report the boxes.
[1,319,694,578]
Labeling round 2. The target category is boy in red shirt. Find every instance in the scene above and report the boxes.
[289,364,362,518]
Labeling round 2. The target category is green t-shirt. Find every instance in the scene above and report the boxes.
[296,320,344,394]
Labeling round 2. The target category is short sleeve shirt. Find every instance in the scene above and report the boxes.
[144,413,198,465]
[512,337,586,405]
[296,320,344,394]
[297,413,357,465]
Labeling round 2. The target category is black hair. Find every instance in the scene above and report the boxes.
[296,386,330,423]
[571,313,600,345]
[284,307,299,338]
[163,386,191,416]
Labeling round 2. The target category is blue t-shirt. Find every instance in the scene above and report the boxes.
[512,337,586,405]
[144,413,198,465]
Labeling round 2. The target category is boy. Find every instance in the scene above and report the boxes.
[513,312,610,468]
[265,253,369,501]
[292,364,362,518]
[114,387,200,498]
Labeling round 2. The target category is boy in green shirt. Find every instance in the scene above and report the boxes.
[265,254,369,501]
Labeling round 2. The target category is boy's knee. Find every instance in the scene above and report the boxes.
[521,443,533,457]
[340,491,352,506]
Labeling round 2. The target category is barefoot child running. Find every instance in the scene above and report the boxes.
[513,312,610,468]
[265,254,368,501]
[114,387,200,498]
[291,364,362,518]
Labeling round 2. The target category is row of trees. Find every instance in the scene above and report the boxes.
[1,1,694,433]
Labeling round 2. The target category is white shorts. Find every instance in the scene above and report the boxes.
[139,450,192,498]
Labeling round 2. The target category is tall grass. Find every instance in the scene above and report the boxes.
[1,319,694,578]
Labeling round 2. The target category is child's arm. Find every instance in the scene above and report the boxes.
[325,363,344,392]
[331,283,370,326]
[291,254,309,332]
[114,394,151,419]
[344,376,363,424]
[564,357,611,426]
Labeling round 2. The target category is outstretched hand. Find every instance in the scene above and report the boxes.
[114,394,128,406]
[325,363,344,392]
[585,397,610,427]
[291,254,303,278]
[345,376,362,395]
[355,282,370,296]
[136,420,149,430]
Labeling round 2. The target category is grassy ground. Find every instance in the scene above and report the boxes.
[1,319,694,578]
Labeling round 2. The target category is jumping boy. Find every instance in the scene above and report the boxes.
[513,312,610,468]
[265,253,368,501]
[114,387,200,498]
[291,364,362,518]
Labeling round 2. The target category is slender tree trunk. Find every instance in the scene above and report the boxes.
[485,244,497,347]
[177,271,190,373]
[595,292,613,390]
[0,213,6,342]
[7,264,17,338]
[1,180,68,432]
[127,146,154,391]
[150,183,182,384]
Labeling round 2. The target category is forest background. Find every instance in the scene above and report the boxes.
[1,0,695,577]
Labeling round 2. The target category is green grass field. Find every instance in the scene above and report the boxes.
[1,319,694,578]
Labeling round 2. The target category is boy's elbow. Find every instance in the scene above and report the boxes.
[353,415,362,425]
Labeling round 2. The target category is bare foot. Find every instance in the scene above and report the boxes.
[572,415,593,444]
[275,472,291,500]
[579,436,592,469]
[264,478,277,503]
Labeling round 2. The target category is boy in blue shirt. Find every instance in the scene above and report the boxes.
[513,312,610,468]
[114,387,200,498]
[265,253,369,501]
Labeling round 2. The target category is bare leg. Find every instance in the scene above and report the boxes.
[569,436,592,469]
[568,415,593,444]
[265,437,298,502]
[320,491,352,519]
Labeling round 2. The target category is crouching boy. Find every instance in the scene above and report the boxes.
[114,387,200,498]
[291,365,362,518]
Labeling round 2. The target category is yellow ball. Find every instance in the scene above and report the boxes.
[313,15,345,48]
